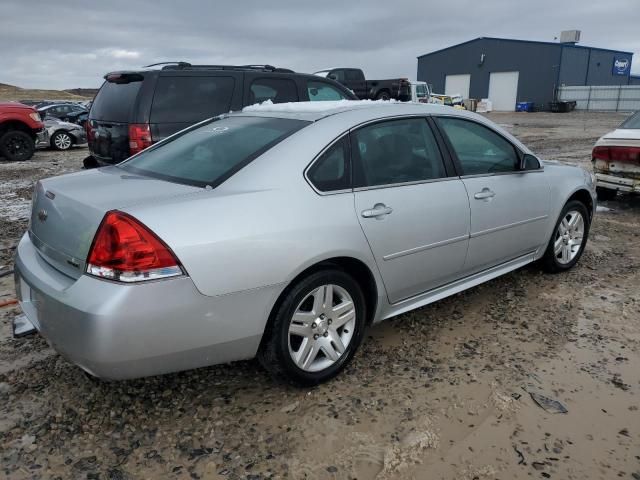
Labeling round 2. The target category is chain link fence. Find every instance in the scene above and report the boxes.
[557,85,640,111]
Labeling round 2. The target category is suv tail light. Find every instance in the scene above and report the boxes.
[128,123,152,156]
[593,145,640,164]
[86,120,95,143]
[86,211,183,283]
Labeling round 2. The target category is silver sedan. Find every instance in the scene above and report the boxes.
[14,102,596,384]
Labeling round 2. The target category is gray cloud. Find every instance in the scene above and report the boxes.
[1,0,638,89]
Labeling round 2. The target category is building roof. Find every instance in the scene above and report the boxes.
[417,36,634,59]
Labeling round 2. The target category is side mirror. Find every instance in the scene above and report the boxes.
[520,153,541,170]
[328,74,338,81]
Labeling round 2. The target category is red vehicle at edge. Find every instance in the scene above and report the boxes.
[0,102,48,161]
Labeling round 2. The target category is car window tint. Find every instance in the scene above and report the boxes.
[151,76,235,124]
[307,137,350,191]
[91,80,142,122]
[250,78,298,104]
[307,81,347,101]
[330,70,345,82]
[121,116,308,188]
[352,118,447,187]
[620,111,640,129]
[437,117,519,175]
[345,70,361,81]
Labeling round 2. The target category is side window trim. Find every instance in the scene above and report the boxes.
[432,115,540,177]
[348,116,455,191]
[303,133,353,195]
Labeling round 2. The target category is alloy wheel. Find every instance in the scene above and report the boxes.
[288,284,356,372]
[554,210,585,264]
[54,132,72,150]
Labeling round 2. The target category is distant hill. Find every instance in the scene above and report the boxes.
[0,82,94,102]
[64,88,99,97]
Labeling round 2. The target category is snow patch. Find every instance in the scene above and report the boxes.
[242,99,398,114]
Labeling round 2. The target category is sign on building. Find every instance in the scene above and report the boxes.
[612,57,630,76]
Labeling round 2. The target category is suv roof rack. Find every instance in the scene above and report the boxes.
[156,63,294,73]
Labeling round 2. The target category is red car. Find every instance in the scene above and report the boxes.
[0,102,48,161]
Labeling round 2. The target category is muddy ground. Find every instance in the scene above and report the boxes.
[0,112,639,480]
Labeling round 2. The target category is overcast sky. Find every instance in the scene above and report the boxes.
[1,0,638,89]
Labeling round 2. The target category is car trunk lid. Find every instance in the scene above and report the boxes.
[29,167,202,279]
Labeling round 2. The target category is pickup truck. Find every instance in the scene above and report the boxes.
[0,103,47,161]
[313,68,410,101]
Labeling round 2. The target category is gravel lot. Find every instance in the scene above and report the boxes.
[1,112,639,480]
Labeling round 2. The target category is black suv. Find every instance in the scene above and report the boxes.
[86,63,357,166]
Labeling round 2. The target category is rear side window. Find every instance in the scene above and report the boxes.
[436,117,519,175]
[151,76,235,123]
[307,137,350,191]
[620,111,640,129]
[120,116,308,188]
[91,80,142,122]
[352,118,447,187]
[307,81,348,101]
[250,78,298,104]
[345,70,362,81]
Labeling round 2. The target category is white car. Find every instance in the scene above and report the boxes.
[592,111,640,199]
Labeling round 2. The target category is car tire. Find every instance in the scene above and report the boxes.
[51,131,73,151]
[0,130,35,161]
[541,200,590,273]
[258,269,367,385]
[376,91,391,101]
[596,186,617,201]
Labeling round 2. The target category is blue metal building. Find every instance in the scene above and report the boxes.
[417,37,635,111]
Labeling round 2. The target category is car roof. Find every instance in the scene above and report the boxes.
[236,100,458,122]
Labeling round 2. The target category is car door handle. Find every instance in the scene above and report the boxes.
[474,188,496,200]
[361,203,393,218]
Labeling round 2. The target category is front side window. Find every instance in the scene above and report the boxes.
[307,81,347,101]
[351,118,447,187]
[416,84,427,98]
[307,137,350,191]
[151,76,235,123]
[436,117,519,175]
[121,116,308,188]
[250,78,298,104]
[329,70,345,82]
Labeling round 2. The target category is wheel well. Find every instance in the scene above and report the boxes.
[259,257,379,350]
[0,121,35,139]
[568,189,594,220]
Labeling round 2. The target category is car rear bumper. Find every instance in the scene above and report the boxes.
[595,173,640,193]
[14,233,281,379]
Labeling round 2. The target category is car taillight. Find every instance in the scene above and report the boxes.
[86,211,183,283]
[86,121,95,142]
[593,145,640,164]
[128,123,152,156]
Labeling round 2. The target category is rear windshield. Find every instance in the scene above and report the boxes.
[620,111,640,129]
[91,80,142,122]
[120,116,308,187]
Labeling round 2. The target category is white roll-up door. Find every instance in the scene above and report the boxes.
[444,74,471,99]
[488,71,519,111]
